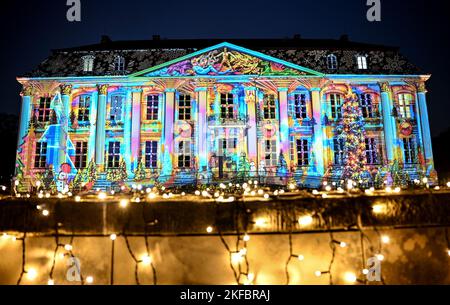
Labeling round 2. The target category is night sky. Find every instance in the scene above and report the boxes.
[1,0,449,136]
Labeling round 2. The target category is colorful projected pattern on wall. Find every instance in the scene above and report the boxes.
[144,47,307,77]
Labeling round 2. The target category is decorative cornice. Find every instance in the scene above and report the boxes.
[379,82,391,93]
[416,81,427,93]
[97,84,109,95]
[21,85,34,96]
[60,84,73,96]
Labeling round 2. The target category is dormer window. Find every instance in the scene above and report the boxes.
[326,54,338,70]
[114,55,125,71]
[357,55,368,69]
[82,55,95,72]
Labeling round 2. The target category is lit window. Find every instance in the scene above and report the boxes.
[263,94,276,119]
[329,93,343,119]
[37,97,52,122]
[357,55,368,69]
[114,55,125,71]
[107,142,121,168]
[326,54,338,70]
[219,138,237,152]
[398,93,413,119]
[78,95,90,122]
[110,95,124,121]
[296,139,309,166]
[75,142,88,169]
[178,95,191,120]
[145,141,158,168]
[82,55,95,72]
[220,93,235,119]
[365,138,378,164]
[333,138,345,165]
[264,140,277,167]
[294,94,307,119]
[403,138,416,164]
[146,95,159,120]
[360,93,374,118]
[34,142,47,168]
[178,140,191,168]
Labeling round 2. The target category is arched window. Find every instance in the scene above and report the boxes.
[326,54,338,70]
[81,55,95,72]
[114,55,126,71]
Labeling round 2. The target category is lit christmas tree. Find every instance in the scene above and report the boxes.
[83,160,97,182]
[118,159,128,181]
[277,152,288,177]
[336,92,367,181]
[134,160,147,181]
[237,153,250,178]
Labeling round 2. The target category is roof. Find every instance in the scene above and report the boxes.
[21,36,422,78]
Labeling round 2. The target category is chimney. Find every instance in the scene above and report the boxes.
[339,34,349,41]
[100,35,112,44]
[152,35,161,40]
[293,34,301,40]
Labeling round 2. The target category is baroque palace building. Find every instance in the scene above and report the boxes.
[15,36,436,190]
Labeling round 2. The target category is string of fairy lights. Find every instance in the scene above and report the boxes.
[1,178,450,285]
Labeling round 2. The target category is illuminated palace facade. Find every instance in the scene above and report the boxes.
[15,37,436,189]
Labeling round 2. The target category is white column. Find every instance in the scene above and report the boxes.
[162,89,175,176]
[311,88,324,175]
[278,88,290,168]
[196,87,208,173]
[130,90,142,172]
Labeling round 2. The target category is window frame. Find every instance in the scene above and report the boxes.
[82,55,95,72]
[360,93,374,119]
[145,141,158,169]
[75,141,88,169]
[293,93,308,119]
[264,139,277,167]
[296,138,309,166]
[109,95,124,122]
[333,138,345,165]
[329,93,343,119]
[114,55,126,72]
[37,97,52,122]
[220,93,235,119]
[178,94,192,120]
[177,140,191,169]
[326,54,338,70]
[263,94,277,120]
[146,95,159,120]
[77,95,91,122]
[403,137,416,164]
[34,142,47,169]
[357,55,368,70]
[365,138,378,165]
[397,93,414,119]
[107,141,121,169]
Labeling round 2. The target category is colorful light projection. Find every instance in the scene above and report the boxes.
[144,47,307,77]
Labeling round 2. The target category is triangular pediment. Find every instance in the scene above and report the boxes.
[131,42,324,77]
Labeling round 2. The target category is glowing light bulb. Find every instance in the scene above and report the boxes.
[42,209,49,216]
[298,254,304,261]
[141,254,152,265]
[362,269,369,275]
[98,192,107,200]
[206,226,213,233]
[325,185,332,192]
[447,182,450,188]
[119,199,129,208]
[86,276,94,284]
[312,190,319,195]
[254,218,268,227]
[343,272,357,284]
[315,270,322,277]
[47,279,54,285]
[243,234,250,242]
[434,186,440,190]
[298,215,313,227]
[263,194,269,199]
[376,254,384,261]
[110,234,117,241]
[394,187,401,193]
[340,242,347,248]
[26,268,37,280]
[381,235,390,244]
[75,196,81,202]
[64,244,72,251]
[447,249,450,256]
[372,204,387,214]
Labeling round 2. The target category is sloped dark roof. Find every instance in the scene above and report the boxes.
[21,36,423,78]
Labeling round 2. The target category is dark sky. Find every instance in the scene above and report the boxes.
[1,0,449,136]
